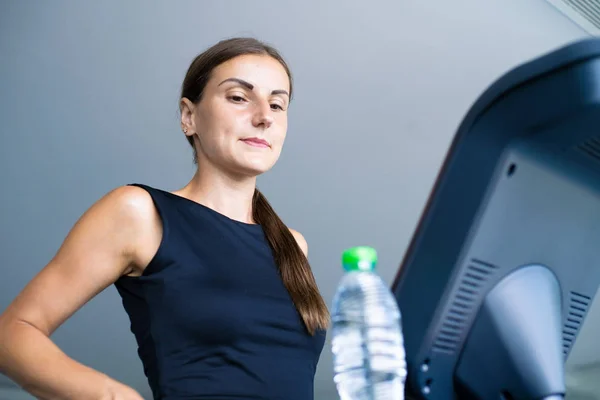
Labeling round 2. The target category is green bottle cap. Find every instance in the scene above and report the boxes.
[342,246,378,272]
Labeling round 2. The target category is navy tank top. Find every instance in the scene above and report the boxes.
[114,184,326,400]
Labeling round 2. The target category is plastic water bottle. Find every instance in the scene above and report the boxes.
[331,246,407,400]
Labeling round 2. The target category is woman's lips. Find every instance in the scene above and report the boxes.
[241,137,270,148]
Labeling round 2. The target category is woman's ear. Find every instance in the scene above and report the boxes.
[180,97,196,137]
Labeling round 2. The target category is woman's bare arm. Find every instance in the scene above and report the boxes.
[0,185,161,400]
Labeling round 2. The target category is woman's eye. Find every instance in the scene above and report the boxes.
[270,103,284,111]
[229,95,247,103]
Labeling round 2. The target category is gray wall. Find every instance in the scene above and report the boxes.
[0,1,592,399]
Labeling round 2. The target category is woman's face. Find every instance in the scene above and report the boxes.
[181,54,291,178]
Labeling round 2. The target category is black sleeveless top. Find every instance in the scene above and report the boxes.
[114,184,326,400]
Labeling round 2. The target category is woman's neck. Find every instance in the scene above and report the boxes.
[174,166,258,225]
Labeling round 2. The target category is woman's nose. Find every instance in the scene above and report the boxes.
[252,102,274,129]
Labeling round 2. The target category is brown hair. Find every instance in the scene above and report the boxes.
[180,37,329,335]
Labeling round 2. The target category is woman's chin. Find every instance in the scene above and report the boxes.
[234,156,278,177]
[228,162,274,179]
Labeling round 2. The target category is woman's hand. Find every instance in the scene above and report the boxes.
[101,379,145,400]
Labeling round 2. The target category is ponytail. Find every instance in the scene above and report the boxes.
[252,189,330,335]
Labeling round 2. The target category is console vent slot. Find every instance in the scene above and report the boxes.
[432,259,498,354]
[546,0,600,34]
[575,135,600,162]
[563,291,591,356]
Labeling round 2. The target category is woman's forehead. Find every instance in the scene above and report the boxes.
[210,54,290,93]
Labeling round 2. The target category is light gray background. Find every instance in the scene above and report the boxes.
[0,1,597,399]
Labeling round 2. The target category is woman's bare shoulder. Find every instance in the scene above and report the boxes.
[289,228,308,257]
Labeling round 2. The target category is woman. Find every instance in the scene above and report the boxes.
[0,37,329,400]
